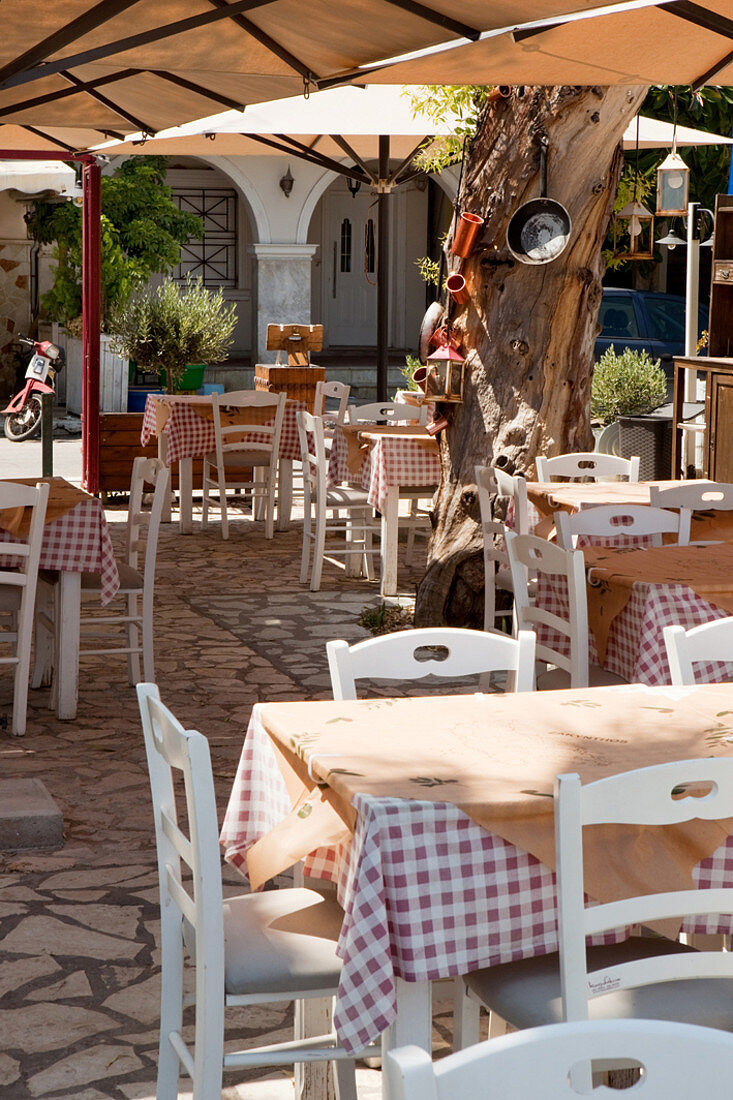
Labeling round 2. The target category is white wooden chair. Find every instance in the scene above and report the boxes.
[493,467,531,534]
[298,410,378,591]
[346,401,427,425]
[464,758,733,1037]
[137,683,370,1100]
[535,453,640,482]
[202,390,286,540]
[314,379,351,429]
[36,458,170,688]
[555,503,690,549]
[386,1019,733,1100]
[650,481,733,545]
[664,618,733,684]
[475,466,515,632]
[326,627,536,699]
[0,480,49,736]
[506,531,626,689]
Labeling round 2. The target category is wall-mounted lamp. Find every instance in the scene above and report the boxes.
[347,169,361,198]
[279,165,294,198]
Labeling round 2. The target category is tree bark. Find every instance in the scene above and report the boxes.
[415,84,648,627]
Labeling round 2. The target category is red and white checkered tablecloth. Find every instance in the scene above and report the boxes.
[328,428,440,513]
[140,395,304,465]
[221,703,733,1054]
[536,569,733,686]
[0,496,119,605]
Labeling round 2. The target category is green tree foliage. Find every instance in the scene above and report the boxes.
[110,275,236,395]
[406,85,489,172]
[591,346,667,422]
[25,157,202,331]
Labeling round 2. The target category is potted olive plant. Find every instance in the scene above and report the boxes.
[110,275,237,395]
[591,346,669,480]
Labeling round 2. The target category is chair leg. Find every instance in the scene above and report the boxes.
[127,594,142,686]
[201,463,210,528]
[300,500,313,585]
[264,464,276,540]
[453,979,482,1051]
[31,583,54,689]
[192,961,225,1100]
[142,593,155,683]
[311,507,327,592]
[334,1059,359,1100]
[156,910,185,1100]
[363,512,375,581]
[218,466,229,540]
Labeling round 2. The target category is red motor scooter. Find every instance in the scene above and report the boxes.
[1,335,64,441]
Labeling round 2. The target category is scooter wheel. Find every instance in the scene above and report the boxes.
[3,394,43,441]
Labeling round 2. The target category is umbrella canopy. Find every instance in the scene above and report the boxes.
[0,158,78,197]
[95,84,460,165]
[0,0,668,132]
[341,0,733,89]
[103,92,733,160]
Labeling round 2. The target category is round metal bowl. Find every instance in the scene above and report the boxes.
[506,198,572,265]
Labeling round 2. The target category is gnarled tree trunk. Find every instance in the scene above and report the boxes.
[415,84,648,627]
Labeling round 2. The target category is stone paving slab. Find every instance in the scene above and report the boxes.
[0,504,466,1098]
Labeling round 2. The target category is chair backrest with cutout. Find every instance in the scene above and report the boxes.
[212,390,286,464]
[535,453,640,483]
[493,468,530,535]
[297,409,328,505]
[346,401,426,425]
[555,503,689,549]
[475,466,511,631]
[385,1019,733,1100]
[126,458,171,599]
[555,759,733,1022]
[506,531,588,687]
[664,618,733,685]
[314,380,351,427]
[326,627,536,700]
[0,479,49,660]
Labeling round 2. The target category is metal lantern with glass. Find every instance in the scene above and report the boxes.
[426,342,465,403]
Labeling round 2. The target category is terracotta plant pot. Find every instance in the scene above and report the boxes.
[451,212,485,258]
[411,366,428,392]
[446,272,470,306]
[486,86,512,104]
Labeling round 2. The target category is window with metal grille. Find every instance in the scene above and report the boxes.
[365,218,376,274]
[172,188,237,287]
[340,218,352,272]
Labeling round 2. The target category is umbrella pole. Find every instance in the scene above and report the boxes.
[377,135,390,402]
[82,161,102,495]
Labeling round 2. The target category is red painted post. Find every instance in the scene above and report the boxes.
[82,161,101,495]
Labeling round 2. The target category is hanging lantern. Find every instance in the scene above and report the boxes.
[612,200,655,261]
[426,342,465,403]
[656,151,690,217]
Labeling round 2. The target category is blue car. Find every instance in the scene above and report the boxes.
[594,288,708,373]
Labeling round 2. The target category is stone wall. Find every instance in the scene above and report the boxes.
[0,239,30,398]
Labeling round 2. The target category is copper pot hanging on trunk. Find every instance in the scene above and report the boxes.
[451,212,484,258]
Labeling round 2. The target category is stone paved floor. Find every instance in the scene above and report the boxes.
[0,501,462,1099]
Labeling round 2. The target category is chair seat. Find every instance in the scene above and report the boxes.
[537,664,628,690]
[464,936,733,1031]
[224,887,344,996]
[326,485,371,507]
[205,450,273,468]
[80,561,143,594]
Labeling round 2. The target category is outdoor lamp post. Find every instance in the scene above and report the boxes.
[426,342,465,402]
[656,151,690,216]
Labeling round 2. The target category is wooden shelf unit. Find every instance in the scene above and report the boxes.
[672,357,733,479]
[709,195,733,358]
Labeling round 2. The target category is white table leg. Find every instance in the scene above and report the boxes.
[277,458,293,531]
[158,435,172,524]
[380,486,399,596]
[381,979,432,1100]
[56,571,81,721]
[179,458,193,534]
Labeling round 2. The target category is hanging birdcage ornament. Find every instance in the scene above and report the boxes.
[611,115,655,261]
[426,341,465,403]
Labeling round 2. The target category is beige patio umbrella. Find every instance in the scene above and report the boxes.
[328,0,733,89]
[0,0,674,133]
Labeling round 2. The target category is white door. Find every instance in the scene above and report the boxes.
[323,188,378,345]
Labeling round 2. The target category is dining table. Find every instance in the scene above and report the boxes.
[537,541,733,685]
[140,393,305,534]
[328,424,441,595]
[220,683,733,1094]
[0,476,119,720]
[525,479,733,543]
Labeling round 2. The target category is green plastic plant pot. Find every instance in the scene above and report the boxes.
[159,363,207,391]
